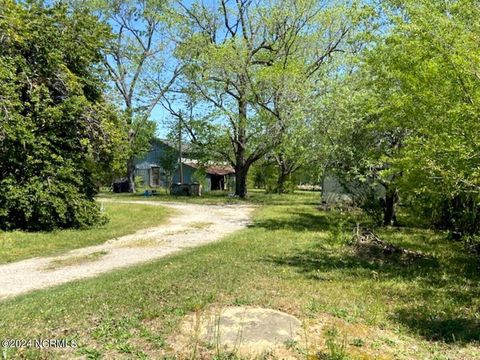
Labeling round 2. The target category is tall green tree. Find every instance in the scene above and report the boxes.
[172,0,367,198]
[0,0,119,230]
[365,0,480,232]
[83,0,183,192]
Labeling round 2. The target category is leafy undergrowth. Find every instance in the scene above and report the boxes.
[0,199,479,359]
[0,202,170,264]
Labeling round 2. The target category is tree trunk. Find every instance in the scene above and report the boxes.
[234,90,249,198]
[235,165,248,198]
[276,171,288,194]
[383,188,398,226]
[126,156,136,193]
[274,154,288,194]
[320,171,326,201]
[234,142,249,197]
[125,110,136,193]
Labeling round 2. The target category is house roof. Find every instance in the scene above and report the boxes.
[136,160,234,176]
[205,165,235,176]
[153,138,192,153]
[184,161,235,176]
[135,161,158,170]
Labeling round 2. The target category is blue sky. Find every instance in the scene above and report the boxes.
[151,107,171,138]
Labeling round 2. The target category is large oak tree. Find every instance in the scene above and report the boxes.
[170,0,365,197]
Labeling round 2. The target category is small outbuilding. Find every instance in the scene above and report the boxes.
[183,162,235,191]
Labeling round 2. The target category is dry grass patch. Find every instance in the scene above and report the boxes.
[189,221,214,230]
[44,251,108,271]
[296,313,480,360]
[120,239,167,248]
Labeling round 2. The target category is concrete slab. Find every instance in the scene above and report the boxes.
[177,306,301,357]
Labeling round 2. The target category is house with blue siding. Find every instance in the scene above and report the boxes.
[134,138,235,192]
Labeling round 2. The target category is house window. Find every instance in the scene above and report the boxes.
[150,167,160,187]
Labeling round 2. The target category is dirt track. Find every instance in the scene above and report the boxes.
[0,200,254,300]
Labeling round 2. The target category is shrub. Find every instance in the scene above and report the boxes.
[0,1,113,231]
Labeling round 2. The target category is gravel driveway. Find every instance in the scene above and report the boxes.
[0,200,254,300]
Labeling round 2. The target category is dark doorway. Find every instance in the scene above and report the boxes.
[210,175,224,190]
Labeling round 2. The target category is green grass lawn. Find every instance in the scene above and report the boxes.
[0,202,170,264]
[1,194,479,359]
[98,188,322,206]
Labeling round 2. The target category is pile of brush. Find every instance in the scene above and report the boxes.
[351,225,427,262]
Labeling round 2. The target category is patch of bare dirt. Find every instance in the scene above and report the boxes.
[300,313,479,360]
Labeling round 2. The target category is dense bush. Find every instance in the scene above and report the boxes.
[407,193,480,238]
[0,1,117,231]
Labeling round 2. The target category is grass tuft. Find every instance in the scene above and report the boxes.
[44,251,108,270]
